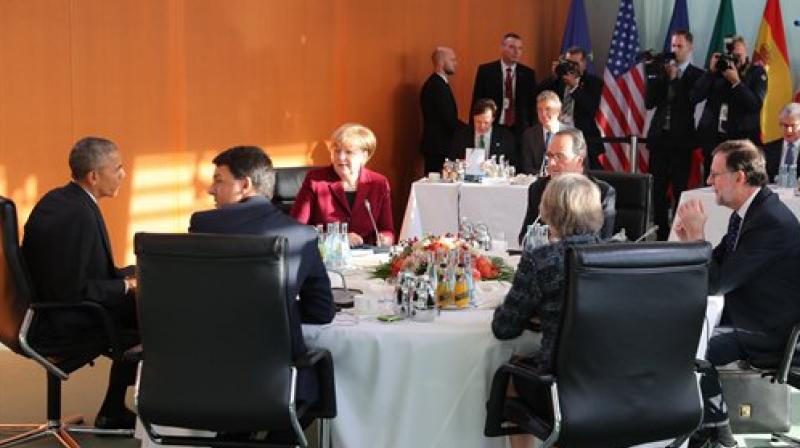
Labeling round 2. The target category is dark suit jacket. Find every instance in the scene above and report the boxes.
[709,187,800,363]
[691,63,767,145]
[518,175,616,244]
[290,166,394,245]
[518,123,571,175]
[22,182,131,330]
[762,138,795,183]
[471,60,536,132]
[420,73,465,169]
[537,73,603,141]
[190,196,335,358]
[645,63,704,142]
[449,125,517,167]
[190,196,336,402]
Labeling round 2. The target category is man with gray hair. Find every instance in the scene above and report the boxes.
[189,145,335,410]
[518,128,616,243]
[420,46,466,174]
[763,102,800,183]
[518,90,569,175]
[23,136,139,430]
[675,139,800,447]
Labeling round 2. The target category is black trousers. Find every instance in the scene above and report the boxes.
[649,135,694,240]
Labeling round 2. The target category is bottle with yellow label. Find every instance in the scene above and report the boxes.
[453,262,470,309]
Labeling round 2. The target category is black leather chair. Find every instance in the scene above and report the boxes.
[485,241,711,448]
[0,196,132,447]
[588,170,654,241]
[272,166,314,214]
[135,233,336,447]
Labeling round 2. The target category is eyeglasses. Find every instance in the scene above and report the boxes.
[707,170,735,180]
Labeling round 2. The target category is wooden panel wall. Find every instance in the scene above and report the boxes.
[0,0,568,264]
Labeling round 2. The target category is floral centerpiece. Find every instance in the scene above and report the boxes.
[372,234,515,282]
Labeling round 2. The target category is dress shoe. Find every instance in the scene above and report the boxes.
[94,408,136,430]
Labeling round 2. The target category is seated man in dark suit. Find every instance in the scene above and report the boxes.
[449,98,516,167]
[22,136,139,429]
[518,128,616,244]
[518,90,570,175]
[763,102,800,183]
[675,139,800,448]
[189,145,335,407]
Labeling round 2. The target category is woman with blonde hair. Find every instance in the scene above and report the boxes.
[490,173,603,448]
[291,123,394,246]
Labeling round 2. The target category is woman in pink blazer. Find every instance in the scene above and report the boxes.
[291,123,394,246]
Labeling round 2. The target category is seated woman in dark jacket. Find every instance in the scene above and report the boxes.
[490,173,603,448]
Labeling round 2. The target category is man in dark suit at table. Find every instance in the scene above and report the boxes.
[450,98,516,166]
[537,46,603,169]
[675,139,800,448]
[471,32,536,147]
[22,136,139,430]
[645,30,705,240]
[763,102,800,183]
[189,145,335,407]
[420,46,466,174]
[518,90,570,175]
[518,128,616,244]
[691,35,767,179]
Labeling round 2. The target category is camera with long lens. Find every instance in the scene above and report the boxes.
[641,50,676,79]
[714,38,738,72]
[554,58,580,78]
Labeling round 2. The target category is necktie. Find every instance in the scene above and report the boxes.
[503,68,515,126]
[478,134,486,149]
[562,88,575,124]
[723,211,742,253]
[544,131,552,148]
[784,142,796,166]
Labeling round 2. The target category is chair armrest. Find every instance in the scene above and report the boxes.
[776,323,800,384]
[501,362,554,387]
[295,348,329,369]
[30,301,123,358]
[694,359,712,372]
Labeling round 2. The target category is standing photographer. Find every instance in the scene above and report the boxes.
[691,35,767,178]
[537,47,603,169]
[645,30,704,240]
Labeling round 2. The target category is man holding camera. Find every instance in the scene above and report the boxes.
[691,35,767,178]
[537,46,603,169]
[645,30,705,240]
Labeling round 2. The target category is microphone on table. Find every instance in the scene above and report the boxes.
[364,199,390,253]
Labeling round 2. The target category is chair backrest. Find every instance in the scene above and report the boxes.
[135,233,295,433]
[555,242,710,448]
[0,196,32,354]
[272,166,314,214]
[588,170,653,240]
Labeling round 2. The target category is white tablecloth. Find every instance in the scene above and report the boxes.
[669,186,800,245]
[400,181,530,250]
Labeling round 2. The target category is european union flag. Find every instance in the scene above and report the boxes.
[560,0,595,74]
[663,0,690,52]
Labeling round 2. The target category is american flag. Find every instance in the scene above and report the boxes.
[595,0,648,172]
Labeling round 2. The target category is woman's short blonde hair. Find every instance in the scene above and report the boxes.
[539,173,603,238]
[331,123,377,159]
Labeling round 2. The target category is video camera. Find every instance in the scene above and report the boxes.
[714,37,738,72]
[555,58,581,78]
[640,50,676,80]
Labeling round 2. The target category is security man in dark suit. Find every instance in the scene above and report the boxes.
[676,139,800,448]
[23,137,139,430]
[537,46,603,169]
[420,46,466,174]
[471,32,536,147]
[645,30,705,240]
[189,145,335,408]
[449,98,516,166]
[518,128,616,244]
[763,102,800,183]
[691,35,767,179]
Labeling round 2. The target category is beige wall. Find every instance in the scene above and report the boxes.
[0,0,568,266]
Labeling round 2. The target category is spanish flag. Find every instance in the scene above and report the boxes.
[752,0,792,143]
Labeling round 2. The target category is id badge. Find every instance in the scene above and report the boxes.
[503,98,510,110]
[718,103,729,133]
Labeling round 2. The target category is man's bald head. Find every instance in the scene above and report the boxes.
[432,46,457,76]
